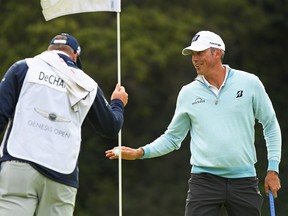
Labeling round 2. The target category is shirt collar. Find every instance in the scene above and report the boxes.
[200,65,230,88]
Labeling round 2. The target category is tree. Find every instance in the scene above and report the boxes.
[0,0,287,215]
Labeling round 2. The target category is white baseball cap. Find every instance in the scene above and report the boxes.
[182,31,225,55]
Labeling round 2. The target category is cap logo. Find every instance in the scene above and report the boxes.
[192,34,200,42]
[76,46,81,55]
[53,39,67,44]
[209,42,221,47]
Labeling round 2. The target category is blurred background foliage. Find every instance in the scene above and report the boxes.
[0,0,287,215]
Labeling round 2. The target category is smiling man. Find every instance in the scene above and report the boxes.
[106,30,282,216]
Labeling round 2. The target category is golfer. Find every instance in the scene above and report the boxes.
[106,30,281,216]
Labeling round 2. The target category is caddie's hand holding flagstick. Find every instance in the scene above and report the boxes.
[111,83,128,106]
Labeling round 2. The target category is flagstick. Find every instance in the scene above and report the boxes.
[116,11,123,216]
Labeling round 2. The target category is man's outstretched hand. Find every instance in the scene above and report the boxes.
[105,146,144,160]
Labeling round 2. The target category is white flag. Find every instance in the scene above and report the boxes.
[41,0,121,21]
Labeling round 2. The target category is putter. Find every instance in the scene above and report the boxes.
[268,190,276,216]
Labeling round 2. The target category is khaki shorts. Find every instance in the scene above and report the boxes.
[0,161,77,216]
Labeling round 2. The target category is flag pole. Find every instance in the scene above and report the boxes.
[117,10,123,216]
[40,0,123,215]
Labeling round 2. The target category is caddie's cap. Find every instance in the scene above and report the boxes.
[182,31,225,55]
[50,33,81,55]
[50,33,82,69]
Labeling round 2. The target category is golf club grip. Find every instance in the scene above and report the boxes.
[268,190,276,216]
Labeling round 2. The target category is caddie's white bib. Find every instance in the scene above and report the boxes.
[7,54,97,174]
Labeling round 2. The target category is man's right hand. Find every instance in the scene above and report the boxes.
[111,83,128,107]
[105,146,144,160]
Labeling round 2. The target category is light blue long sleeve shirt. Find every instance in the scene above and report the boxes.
[141,66,281,178]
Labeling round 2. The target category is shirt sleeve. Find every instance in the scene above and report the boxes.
[252,76,281,173]
[86,86,124,138]
[0,60,28,133]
